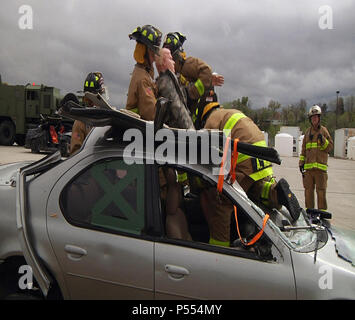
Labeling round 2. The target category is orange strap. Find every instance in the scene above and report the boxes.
[234,205,269,246]
[217,136,230,193]
[218,138,267,246]
[229,138,239,184]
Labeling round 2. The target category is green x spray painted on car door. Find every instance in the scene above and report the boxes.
[89,160,145,235]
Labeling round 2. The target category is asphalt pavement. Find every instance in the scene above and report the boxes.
[273,156,355,231]
[1,145,355,231]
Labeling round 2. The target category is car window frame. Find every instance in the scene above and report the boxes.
[59,156,158,241]
[150,162,282,262]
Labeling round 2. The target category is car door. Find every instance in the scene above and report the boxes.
[47,154,155,299]
[154,166,296,299]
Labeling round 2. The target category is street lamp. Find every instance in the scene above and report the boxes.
[336,90,340,129]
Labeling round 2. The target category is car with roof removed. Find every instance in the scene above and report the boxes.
[0,96,354,299]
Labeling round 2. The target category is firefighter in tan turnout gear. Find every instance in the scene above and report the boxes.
[162,31,224,192]
[194,92,301,247]
[299,105,333,211]
[126,25,162,121]
[162,32,224,114]
[70,72,105,155]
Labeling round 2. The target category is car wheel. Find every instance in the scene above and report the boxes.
[0,120,16,146]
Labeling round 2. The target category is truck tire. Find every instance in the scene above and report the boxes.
[0,120,16,146]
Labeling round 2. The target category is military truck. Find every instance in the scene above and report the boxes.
[0,75,62,146]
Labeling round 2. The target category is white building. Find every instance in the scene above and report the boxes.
[334,128,355,158]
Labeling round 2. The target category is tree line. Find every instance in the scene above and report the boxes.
[223,95,355,148]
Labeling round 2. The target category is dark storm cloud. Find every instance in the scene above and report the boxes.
[0,0,354,109]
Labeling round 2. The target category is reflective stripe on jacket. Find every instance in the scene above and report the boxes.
[204,108,272,182]
[175,56,213,101]
[299,125,333,172]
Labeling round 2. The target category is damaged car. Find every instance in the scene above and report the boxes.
[0,97,354,300]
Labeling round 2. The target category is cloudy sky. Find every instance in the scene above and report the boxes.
[0,0,354,109]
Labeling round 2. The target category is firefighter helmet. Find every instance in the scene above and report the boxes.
[308,105,322,118]
[83,72,105,94]
[193,90,220,130]
[163,32,186,58]
[129,25,162,54]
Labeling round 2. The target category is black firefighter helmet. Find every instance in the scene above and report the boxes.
[83,72,105,94]
[163,32,186,60]
[193,90,220,130]
[129,25,162,54]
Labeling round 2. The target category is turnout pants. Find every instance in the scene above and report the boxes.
[200,175,279,247]
[303,169,328,210]
[200,188,234,246]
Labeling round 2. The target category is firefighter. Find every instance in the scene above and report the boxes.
[162,32,224,190]
[162,32,224,115]
[299,105,333,210]
[70,72,105,155]
[126,25,162,121]
[195,92,301,246]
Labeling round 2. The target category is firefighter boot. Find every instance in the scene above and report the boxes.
[276,178,301,221]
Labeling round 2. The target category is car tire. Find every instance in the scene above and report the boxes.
[0,120,16,146]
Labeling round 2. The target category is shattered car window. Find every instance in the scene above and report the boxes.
[243,190,328,253]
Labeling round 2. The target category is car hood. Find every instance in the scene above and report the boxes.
[327,225,355,267]
[0,161,33,186]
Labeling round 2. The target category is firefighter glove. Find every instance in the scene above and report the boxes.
[299,165,305,174]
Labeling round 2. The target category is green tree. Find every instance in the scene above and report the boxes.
[337,97,345,115]
[224,96,253,118]
[321,103,328,114]
[345,95,355,112]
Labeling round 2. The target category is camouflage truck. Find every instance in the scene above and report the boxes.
[0,75,62,146]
